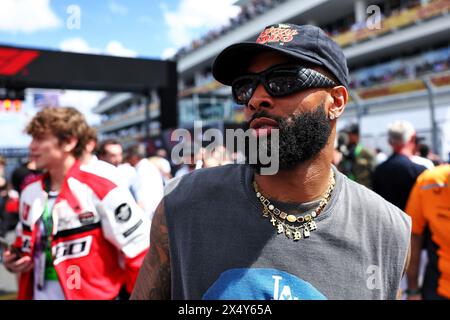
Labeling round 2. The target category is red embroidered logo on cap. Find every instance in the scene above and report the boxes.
[256,25,298,44]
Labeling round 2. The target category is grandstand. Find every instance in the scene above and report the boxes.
[92,92,161,149]
[177,0,450,158]
[94,0,450,159]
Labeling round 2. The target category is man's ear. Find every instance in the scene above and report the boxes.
[62,137,78,154]
[328,86,348,120]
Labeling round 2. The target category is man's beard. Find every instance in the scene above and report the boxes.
[243,104,332,173]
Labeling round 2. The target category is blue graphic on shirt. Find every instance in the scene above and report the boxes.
[202,268,327,300]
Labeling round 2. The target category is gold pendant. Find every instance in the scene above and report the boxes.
[285,229,292,239]
[270,217,277,226]
[293,230,302,241]
[254,177,331,242]
[303,226,310,238]
[277,223,284,234]
[286,215,297,223]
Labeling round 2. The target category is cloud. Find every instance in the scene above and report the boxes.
[108,1,128,15]
[59,37,101,54]
[162,0,240,48]
[161,47,177,60]
[0,0,62,33]
[105,41,137,58]
[59,38,137,58]
[58,90,106,125]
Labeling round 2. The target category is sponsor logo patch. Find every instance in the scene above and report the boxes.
[53,236,92,265]
[114,203,131,222]
[78,211,95,225]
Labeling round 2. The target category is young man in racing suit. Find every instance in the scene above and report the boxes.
[2,107,150,300]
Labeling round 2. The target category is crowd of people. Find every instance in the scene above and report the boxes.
[334,120,449,299]
[180,43,450,95]
[334,122,442,192]
[1,109,446,300]
[174,0,287,60]
[174,0,434,60]
[349,45,450,89]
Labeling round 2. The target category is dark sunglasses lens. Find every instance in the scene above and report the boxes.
[266,74,301,96]
[233,78,255,105]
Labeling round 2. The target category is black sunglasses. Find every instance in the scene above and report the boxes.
[231,64,337,105]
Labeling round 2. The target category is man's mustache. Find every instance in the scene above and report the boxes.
[245,111,282,129]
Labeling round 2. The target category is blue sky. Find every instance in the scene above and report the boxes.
[0,0,240,147]
[1,0,177,58]
[0,0,240,58]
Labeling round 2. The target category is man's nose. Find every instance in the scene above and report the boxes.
[247,82,274,112]
[29,138,37,151]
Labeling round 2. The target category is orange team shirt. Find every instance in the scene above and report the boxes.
[406,164,450,299]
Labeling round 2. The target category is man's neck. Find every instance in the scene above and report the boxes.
[254,152,333,204]
[394,146,413,158]
[80,152,93,165]
[48,156,76,191]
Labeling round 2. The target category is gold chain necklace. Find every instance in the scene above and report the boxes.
[253,169,335,241]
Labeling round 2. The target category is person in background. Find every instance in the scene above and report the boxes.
[80,127,98,165]
[374,147,388,166]
[0,156,7,201]
[230,151,246,164]
[10,156,42,197]
[373,121,426,211]
[148,156,172,184]
[412,138,434,170]
[2,107,149,300]
[416,140,442,167]
[6,156,42,237]
[337,123,375,189]
[155,148,169,160]
[406,163,450,300]
[126,144,164,222]
[0,156,10,237]
[97,139,124,167]
[96,138,137,192]
[174,142,203,177]
[0,188,19,239]
[202,146,234,168]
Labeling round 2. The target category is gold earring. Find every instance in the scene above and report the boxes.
[329,113,335,120]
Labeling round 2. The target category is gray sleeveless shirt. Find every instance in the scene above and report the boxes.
[164,164,411,300]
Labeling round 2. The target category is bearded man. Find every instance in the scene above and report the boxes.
[131,24,411,300]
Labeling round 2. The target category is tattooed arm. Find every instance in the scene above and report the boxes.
[131,200,171,300]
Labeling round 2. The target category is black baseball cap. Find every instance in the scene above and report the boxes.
[212,24,349,88]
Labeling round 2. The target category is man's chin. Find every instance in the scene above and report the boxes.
[35,160,49,171]
[35,165,46,171]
